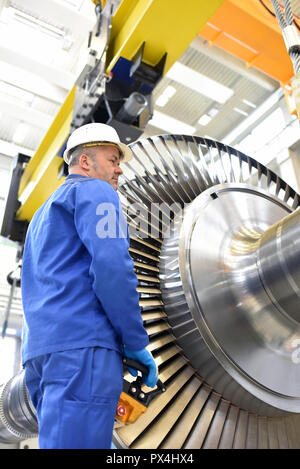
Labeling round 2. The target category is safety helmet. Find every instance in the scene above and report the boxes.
[63,123,133,164]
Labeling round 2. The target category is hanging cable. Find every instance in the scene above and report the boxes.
[258,0,300,31]
[269,0,300,120]
[283,0,294,26]
[271,0,287,28]
[271,0,300,74]
[259,0,276,17]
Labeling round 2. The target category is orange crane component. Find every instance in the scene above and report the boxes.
[199,0,295,85]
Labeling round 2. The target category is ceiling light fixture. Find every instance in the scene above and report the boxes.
[233,107,248,117]
[13,123,28,145]
[198,114,212,126]
[9,6,65,39]
[155,85,176,107]
[0,81,34,105]
[155,95,169,107]
[198,105,220,127]
[242,99,257,108]
[149,110,196,134]
[166,62,234,104]
[56,0,85,8]
[208,106,220,118]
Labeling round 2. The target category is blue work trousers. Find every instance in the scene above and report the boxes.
[24,347,123,449]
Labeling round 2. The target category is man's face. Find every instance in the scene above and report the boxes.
[88,145,123,190]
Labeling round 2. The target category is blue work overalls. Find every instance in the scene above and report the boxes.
[21,174,149,449]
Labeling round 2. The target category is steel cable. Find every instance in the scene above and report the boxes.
[271,0,300,74]
[271,0,287,28]
[283,0,294,25]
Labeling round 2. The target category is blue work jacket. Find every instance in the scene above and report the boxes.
[21,174,149,364]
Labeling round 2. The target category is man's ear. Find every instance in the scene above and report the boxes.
[79,153,91,170]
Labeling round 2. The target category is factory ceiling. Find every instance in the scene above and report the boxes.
[0,0,298,160]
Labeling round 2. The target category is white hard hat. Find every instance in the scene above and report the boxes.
[63,123,133,164]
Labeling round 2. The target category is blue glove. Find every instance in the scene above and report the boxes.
[123,347,158,388]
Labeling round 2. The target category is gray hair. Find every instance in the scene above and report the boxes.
[68,144,98,169]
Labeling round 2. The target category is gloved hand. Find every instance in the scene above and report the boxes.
[123,347,158,388]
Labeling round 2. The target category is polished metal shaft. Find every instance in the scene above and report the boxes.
[257,208,300,325]
[164,184,300,415]
[0,371,37,443]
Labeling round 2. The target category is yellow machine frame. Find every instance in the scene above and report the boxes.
[14,0,296,224]
[15,0,226,222]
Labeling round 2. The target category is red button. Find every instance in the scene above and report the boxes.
[117,404,126,416]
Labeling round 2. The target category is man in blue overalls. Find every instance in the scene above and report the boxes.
[21,123,158,449]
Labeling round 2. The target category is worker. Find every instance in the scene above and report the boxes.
[21,123,158,449]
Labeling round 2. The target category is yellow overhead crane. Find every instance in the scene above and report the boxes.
[1,0,224,241]
[1,0,298,243]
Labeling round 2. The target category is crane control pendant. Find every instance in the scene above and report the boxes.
[115,358,166,425]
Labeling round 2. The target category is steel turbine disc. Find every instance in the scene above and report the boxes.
[113,134,300,449]
[2,134,300,449]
